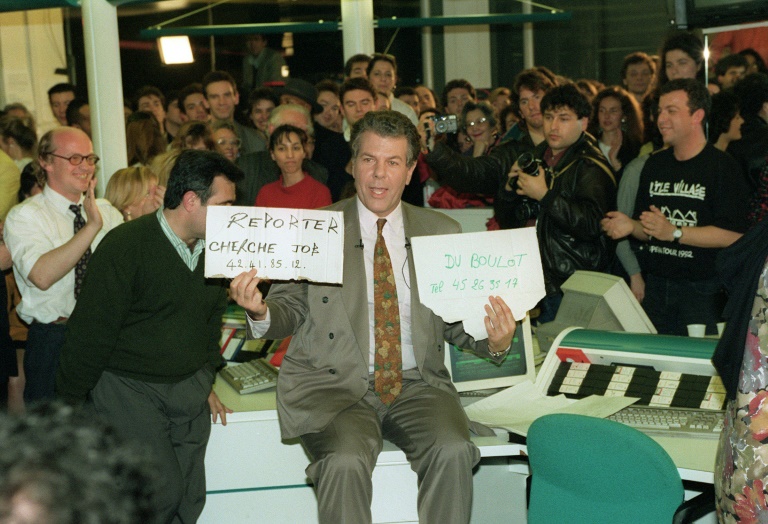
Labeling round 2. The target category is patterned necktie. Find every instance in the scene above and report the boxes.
[373,218,402,405]
[69,204,91,299]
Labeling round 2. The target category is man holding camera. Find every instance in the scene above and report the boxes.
[502,83,616,322]
[421,68,555,199]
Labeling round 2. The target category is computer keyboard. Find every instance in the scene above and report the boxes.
[608,406,724,439]
[219,359,279,394]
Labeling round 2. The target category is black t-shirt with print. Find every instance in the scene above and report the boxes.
[635,144,748,280]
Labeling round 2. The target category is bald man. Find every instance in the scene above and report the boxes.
[4,127,123,402]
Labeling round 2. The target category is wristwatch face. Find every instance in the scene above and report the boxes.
[673,227,682,240]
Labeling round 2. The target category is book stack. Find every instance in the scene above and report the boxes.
[220,304,277,362]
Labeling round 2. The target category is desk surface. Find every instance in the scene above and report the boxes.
[652,436,717,483]
[213,378,716,482]
[214,379,276,415]
[213,380,520,459]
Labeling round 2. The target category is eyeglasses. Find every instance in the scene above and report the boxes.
[49,152,100,166]
[216,138,242,147]
[466,117,488,128]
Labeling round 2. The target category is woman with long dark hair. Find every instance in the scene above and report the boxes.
[588,86,643,178]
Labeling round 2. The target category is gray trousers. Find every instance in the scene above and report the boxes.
[86,367,214,524]
[301,369,480,524]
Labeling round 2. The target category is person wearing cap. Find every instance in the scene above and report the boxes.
[278,77,323,116]
[201,70,265,155]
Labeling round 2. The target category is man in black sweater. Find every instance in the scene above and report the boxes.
[56,150,243,523]
[603,79,748,335]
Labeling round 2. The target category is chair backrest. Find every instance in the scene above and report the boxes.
[527,413,684,524]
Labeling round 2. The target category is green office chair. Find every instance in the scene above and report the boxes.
[526,413,714,524]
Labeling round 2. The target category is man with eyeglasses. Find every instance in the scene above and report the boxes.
[4,127,123,403]
[202,70,265,155]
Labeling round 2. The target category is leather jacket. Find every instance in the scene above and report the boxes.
[424,135,532,196]
[498,133,617,296]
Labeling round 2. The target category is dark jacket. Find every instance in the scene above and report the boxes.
[424,136,530,196]
[312,124,352,202]
[499,133,617,296]
[726,114,768,191]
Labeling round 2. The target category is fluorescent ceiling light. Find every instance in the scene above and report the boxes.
[157,36,193,65]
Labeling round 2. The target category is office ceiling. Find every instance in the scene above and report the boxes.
[3,0,394,15]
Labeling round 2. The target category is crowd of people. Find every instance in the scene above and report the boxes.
[0,26,767,522]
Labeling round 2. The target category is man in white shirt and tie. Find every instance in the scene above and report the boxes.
[4,127,122,402]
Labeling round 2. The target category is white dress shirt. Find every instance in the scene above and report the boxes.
[248,196,418,372]
[4,185,124,323]
[356,199,416,372]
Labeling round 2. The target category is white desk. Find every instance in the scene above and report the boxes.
[200,381,529,523]
[202,379,717,523]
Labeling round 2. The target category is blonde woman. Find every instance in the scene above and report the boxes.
[105,166,164,221]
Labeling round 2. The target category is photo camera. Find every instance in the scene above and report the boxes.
[429,114,459,134]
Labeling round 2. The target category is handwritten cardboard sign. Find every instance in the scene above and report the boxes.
[411,228,545,339]
[205,206,344,282]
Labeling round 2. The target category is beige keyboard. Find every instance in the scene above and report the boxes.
[608,406,724,439]
[219,359,279,394]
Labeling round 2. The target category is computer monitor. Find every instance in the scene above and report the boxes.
[536,271,657,353]
[668,0,768,29]
[445,314,536,393]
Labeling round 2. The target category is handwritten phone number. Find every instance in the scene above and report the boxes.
[429,277,518,294]
[225,258,304,271]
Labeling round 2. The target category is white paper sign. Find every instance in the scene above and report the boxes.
[205,206,344,282]
[411,228,545,339]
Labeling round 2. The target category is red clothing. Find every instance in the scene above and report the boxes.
[255,173,332,210]
[710,27,768,66]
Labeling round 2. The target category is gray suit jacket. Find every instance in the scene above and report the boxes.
[241,47,286,94]
[261,198,495,439]
[233,121,266,156]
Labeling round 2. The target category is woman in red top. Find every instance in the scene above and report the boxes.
[255,124,332,209]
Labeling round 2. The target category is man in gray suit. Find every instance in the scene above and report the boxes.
[230,111,516,523]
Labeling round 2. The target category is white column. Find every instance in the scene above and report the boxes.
[420,0,434,88]
[81,0,127,196]
[443,0,492,88]
[341,0,375,59]
[522,0,534,69]
[0,9,67,135]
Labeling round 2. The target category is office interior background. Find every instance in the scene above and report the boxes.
[0,0,676,112]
